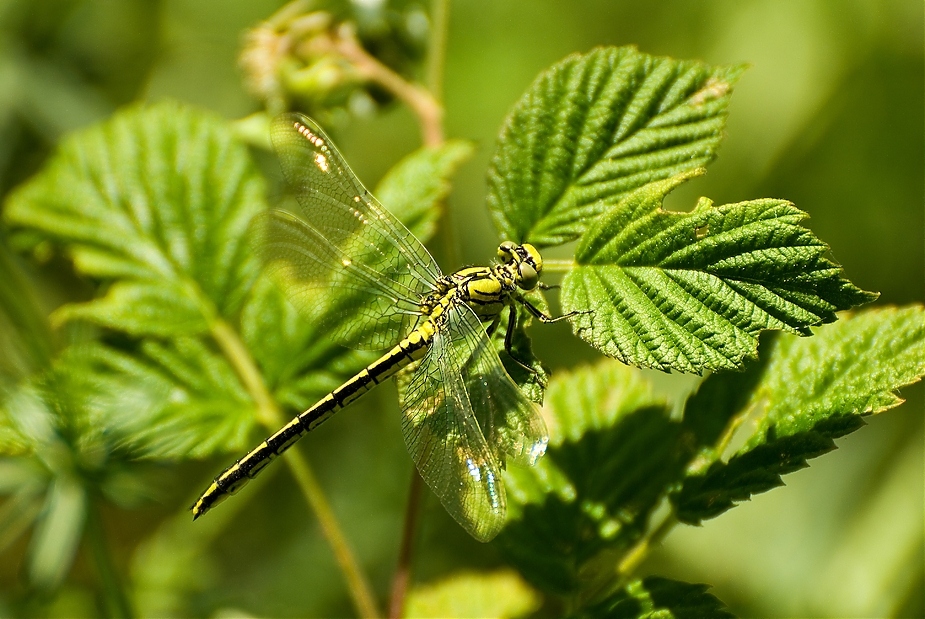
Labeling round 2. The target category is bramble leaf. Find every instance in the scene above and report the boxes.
[3,101,267,336]
[674,306,925,524]
[405,570,540,619]
[568,577,736,619]
[375,139,474,242]
[488,46,744,246]
[68,339,255,459]
[499,360,680,595]
[562,172,878,373]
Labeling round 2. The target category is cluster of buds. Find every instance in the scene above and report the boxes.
[239,0,428,123]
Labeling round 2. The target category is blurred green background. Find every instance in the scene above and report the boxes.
[0,0,921,617]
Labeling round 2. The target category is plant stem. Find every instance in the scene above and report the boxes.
[323,25,444,147]
[209,317,380,618]
[388,470,425,619]
[616,511,678,583]
[283,448,382,618]
[542,259,578,273]
[85,500,134,619]
[426,0,449,101]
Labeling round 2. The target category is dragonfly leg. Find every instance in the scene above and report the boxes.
[502,305,540,376]
[515,293,590,324]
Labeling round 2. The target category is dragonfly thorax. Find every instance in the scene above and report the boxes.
[427,242,545,322]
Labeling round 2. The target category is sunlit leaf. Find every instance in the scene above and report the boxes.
[488,46,744,246]
[405,570,540,619]
[562,171,878,373]
[4,101,267,336]
[674,306,925,524]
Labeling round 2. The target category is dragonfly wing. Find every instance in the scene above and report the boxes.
[398,306,508,542]
[260,113,442,349]
[453,308,549,468]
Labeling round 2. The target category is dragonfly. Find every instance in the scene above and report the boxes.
[191,113,577,542]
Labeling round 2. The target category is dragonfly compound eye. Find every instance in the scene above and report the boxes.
[518,263,538,290]
[497,241,516,263]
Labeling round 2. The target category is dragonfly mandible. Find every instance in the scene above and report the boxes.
[191,113,576,541]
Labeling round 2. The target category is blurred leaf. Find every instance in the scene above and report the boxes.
[3,100,267,334]
[405,570,540,619]
[562,172,878,373]
[374,139,474,242]
[488,46,744,246]
[26,477,86,591]
[240,275,375,413]
[499,360,681,595]
[52,281,209,337]
[70,339,255,460]
[0,242,53,380]
[568,576,735,619]
[673,305,925,524]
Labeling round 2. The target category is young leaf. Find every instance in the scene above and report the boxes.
[562,171,878,373]
[374,139,474,242]
[673,305,925,524]
[405,570,540,619]
[499,360,682,595]
[488,46,744,246]
[568,576,735,619]
[3,101,267,336]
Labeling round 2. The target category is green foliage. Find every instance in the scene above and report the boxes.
[674,306,925,524]
[488,46,744,246]
[375,139,474,241]
[569,577,735,619]
[499,360,676,595]
[4,101,267,335]
[561,171,878,373]
[0,8,920,616]
[405,570,540,619]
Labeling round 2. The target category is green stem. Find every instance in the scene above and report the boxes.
[616,511,678,586]
[85,500,134,619]
[426,0,449,101]
[283,448,382,618]
[542,259,578,273]
[209,317,380,618]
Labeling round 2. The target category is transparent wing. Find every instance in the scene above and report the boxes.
[259,113,443,349]
[398,303,547,542]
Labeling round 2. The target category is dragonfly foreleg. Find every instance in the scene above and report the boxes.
[515,293,590,324]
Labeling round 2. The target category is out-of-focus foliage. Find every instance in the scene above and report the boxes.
[0,1,921,618]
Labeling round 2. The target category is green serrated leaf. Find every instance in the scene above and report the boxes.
[3,100,267,334]
[405,570,540,619]
[375,139,474,243]
[51,281,209,337]
[569,576,736,619]
[562,171,878,373]
[488,46,745,246]
[673,305,925,524]
[499,360,680,595]
[73,339,256,459]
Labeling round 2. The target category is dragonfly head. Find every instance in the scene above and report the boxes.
[497,241,543,291]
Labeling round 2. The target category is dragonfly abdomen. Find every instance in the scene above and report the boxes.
[191,312,441,520]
